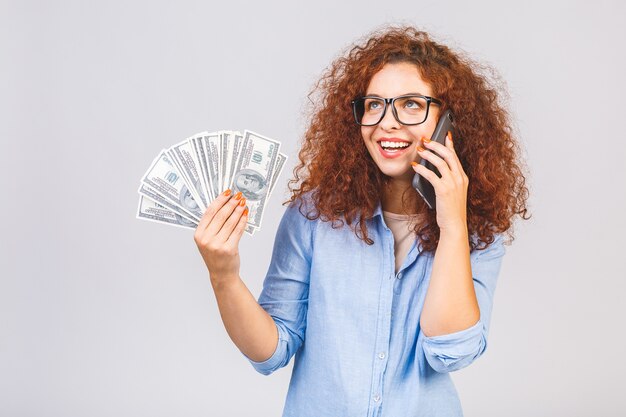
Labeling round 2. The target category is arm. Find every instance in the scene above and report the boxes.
[412,130,506,372]
[211,277,279,363]
[194,190,279,364]
[420,232,506,373]
[241,201,313,375]
[420,225,478,337]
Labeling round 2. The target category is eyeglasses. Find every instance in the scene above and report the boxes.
[351,94,443,126]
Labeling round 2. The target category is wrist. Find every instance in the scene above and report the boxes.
[210,273,241,292]
[439,221,468,237]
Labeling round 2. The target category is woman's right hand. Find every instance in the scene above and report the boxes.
[194,189,249,285]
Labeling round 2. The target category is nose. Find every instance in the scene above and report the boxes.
[378,103,400,131]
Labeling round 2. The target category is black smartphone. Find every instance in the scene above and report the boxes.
[411,109,455,210]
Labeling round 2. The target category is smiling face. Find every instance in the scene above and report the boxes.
[360,61,440,183]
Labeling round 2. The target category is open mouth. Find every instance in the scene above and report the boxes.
[377,139,412,158]
[379,140,411,151]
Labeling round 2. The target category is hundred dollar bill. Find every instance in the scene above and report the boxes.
[232,130,280,229]
[141,150,203,220]
[219,130,228,191]
[242,152,287,236]
[167,138,208,210]
[137,183,200,222]
[189,132,212,204]
[199,132,221,201]
[269,153,287,197]
[221,131,244,193]
[136,195,197,229]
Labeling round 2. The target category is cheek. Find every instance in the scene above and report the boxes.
[424,116,439,137]
[360,126,375,144]
[429,120,439,135]
[361,138,377,158]
[408,122,436,140]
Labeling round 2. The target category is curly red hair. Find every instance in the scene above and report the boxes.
[285,25,531,253]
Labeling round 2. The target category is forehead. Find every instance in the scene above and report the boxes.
[365,61,433,97]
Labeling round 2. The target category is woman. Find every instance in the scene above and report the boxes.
[194,26,530,417]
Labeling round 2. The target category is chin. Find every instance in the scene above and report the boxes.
[378,166,414,182]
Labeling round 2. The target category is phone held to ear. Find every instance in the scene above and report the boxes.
[412,109,455,210]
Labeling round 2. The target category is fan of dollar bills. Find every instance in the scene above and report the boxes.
[136,130,286,236]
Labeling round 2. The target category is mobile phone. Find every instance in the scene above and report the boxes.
[411,109,455,210]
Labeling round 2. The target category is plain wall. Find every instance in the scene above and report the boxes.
[1,0,625,416]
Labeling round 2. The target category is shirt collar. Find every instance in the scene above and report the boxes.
[361,201,384,222]
[371,202,383,219]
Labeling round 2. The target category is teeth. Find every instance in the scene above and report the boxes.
[380,141,410,149]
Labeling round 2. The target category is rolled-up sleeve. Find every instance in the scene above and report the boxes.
[421,233,506,373]
[243,201,314,375]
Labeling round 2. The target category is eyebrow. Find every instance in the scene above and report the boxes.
[364,92,427,97]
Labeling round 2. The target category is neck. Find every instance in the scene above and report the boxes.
[381,178,422,215]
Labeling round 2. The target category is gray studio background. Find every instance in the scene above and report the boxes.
[1,0,625,416]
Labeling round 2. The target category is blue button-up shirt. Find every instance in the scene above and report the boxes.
[242,194,506,417]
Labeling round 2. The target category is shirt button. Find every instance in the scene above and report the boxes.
[378,352,386,359]
[397,272,403,280]
[373,394,381,402]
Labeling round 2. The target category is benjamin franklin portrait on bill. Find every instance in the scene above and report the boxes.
[233,169,268,201]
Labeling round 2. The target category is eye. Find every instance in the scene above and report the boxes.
[404,99,422,109]
[367,101,381,110]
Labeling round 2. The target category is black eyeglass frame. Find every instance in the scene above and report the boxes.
[351,94,443,126]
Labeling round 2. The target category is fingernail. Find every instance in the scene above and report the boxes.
[416,145,425,152]
[239,197,246,206]
[422,137,431,143]
[243,208,249,216]
[234,191,243,200]
[411,161,418,167]
[447,131,453,141]
[223,189,232,196]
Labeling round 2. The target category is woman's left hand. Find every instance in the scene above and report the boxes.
[411,131,469,233]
